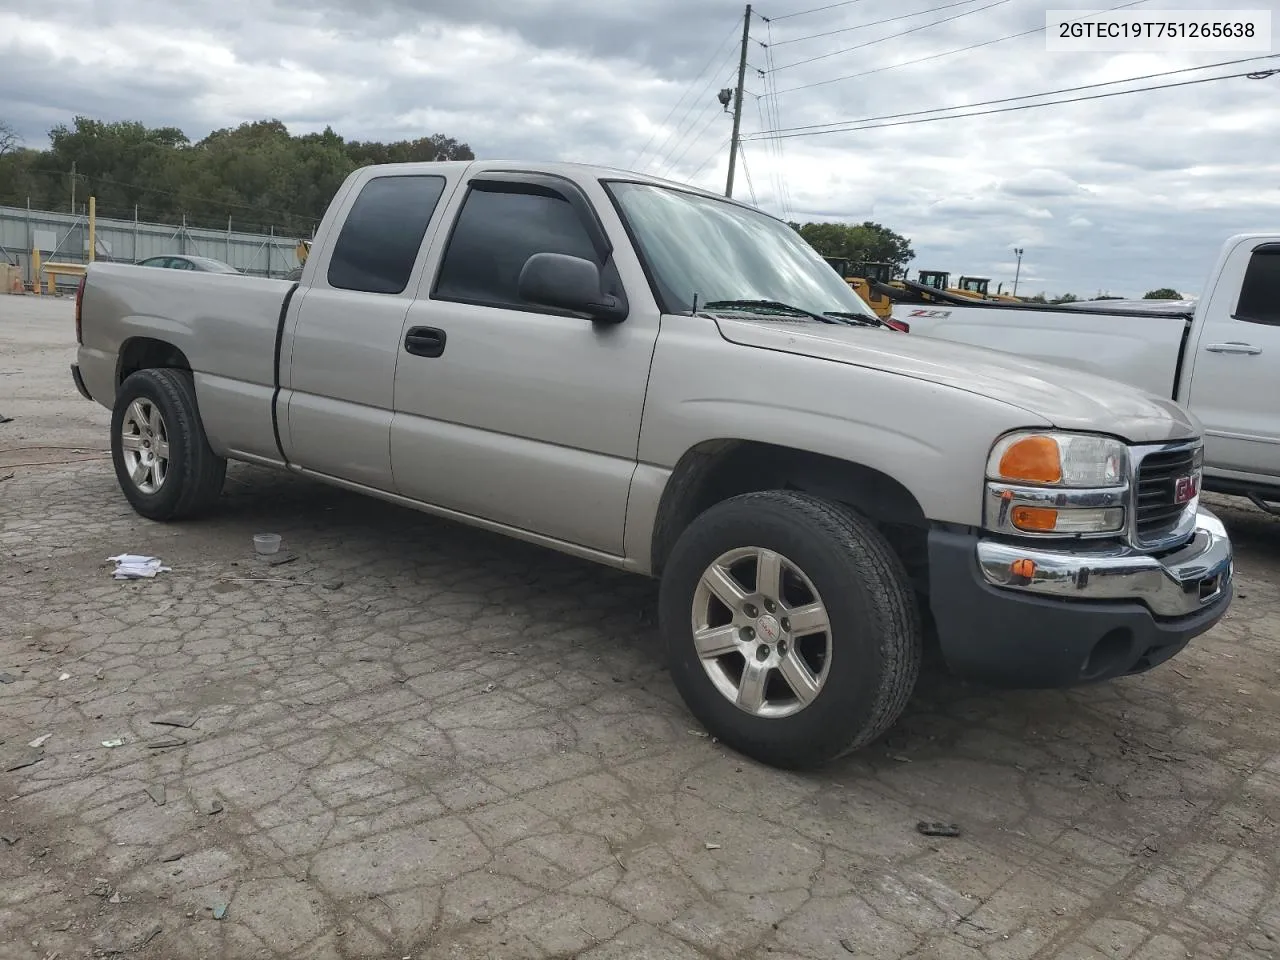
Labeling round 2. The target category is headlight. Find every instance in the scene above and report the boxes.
[985,431,1129,537]
[988,431,1128,487]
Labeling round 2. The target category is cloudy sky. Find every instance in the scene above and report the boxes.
[1,0,1276,296]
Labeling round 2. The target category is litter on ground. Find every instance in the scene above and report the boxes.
[107,555,171,579]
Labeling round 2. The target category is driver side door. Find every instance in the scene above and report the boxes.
[389,172,660,556]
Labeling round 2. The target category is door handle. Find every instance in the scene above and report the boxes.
[1205,342,1262,355]
[404,326,446,358]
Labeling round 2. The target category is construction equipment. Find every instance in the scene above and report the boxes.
[822,257,897,320]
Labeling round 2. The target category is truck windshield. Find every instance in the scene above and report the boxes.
[605,180,878,321]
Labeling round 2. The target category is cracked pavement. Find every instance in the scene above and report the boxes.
[2,295,1279,960]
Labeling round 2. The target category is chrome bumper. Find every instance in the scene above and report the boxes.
[977,508,1232,618]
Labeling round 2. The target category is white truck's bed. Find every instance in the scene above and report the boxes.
[898,302,1191,398]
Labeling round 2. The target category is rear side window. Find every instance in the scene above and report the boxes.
[1234,246,1280,326]
[433,187,600,309]
[328,175,446,294]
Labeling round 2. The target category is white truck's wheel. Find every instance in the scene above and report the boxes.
[110,369,226,521]
[659,490,922,769]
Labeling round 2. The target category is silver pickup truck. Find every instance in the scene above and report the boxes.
[71,160,1234,769]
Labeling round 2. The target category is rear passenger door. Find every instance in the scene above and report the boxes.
[282,172,452,490]
[389,171,660,555]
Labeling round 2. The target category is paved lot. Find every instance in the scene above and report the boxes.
[2,294,1279,960]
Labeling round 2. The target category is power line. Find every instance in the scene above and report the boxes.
[771,0,1013,72]
[763,0,874,22]
[657,106,729,178]
[745,66,1273,140]
[645,59,740,174]
[739,143,760,205]
[632,20,742,169]
[761,24,795,219]
[689,137,733,181]
[770,0,993,47]
[749,55,1279,137]
[775,0,1150,94]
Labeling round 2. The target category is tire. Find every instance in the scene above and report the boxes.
[659,490,922,769]
[110,368,226,521]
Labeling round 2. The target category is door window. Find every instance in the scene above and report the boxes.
[1234,246,1280,326]
[328,175,447,294]
[433,185,600,310]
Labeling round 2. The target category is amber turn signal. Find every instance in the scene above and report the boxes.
[1010,505,1059,531]
[997,435,1062,484]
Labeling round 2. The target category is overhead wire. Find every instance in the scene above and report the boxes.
[761,25,795,219]
[656,104,731,178]
[770,0,1014,72]
[634,20,742,171]
[774,0,1151,94]
[689,137,733,181]
[746,56,1280,137]
[744,65,1275,140]
[646,71,735,176]
[770,0,996,47]
[738,143,760,205]
[764,0,875,22]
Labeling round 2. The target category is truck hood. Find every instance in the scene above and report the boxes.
[712,317,1198,444]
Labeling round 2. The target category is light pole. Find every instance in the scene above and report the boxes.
[1013,247,1024,296]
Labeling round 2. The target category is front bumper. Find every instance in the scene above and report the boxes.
[928,508,1233,688]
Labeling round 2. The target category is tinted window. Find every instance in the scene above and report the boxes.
[328,175,446,294]
[434,186,599,308]
[1235,247,1280,326]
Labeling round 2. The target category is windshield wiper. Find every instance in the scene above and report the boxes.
[700,299,839,324]
[823,310,894,329]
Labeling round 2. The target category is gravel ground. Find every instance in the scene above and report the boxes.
[2,293,1279,960]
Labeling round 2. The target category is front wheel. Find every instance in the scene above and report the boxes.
[110,368,226,521]
[659,490,922,769]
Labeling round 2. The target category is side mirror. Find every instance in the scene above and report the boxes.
[517,252,627,323]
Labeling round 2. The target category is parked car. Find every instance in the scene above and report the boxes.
[71,160,1234,769]
[137,255,241,274]
[897,237,1280,510]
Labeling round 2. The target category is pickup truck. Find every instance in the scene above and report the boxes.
[896,235,1280,510]
[71,160,1234,769]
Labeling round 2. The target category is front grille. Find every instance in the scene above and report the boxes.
[1134,447,1198,543]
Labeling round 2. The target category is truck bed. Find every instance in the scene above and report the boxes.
[899,301,1191,398]
[77,262,295,463]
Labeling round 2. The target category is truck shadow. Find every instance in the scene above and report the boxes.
[210,463,1266,771]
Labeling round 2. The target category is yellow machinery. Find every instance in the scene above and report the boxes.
[296,239,311,264]
[822,257,895,319]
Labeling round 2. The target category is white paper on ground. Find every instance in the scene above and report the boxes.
[106,554,171,579]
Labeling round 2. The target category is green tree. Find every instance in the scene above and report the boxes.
[1144,287,1181,299]
[788,220,915,276]
[0,114,474,233]
[1052,293,1080,304]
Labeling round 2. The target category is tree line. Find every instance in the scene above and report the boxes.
[0,116,473,237]
[0,116,1183,299]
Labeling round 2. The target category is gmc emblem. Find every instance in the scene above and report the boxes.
[1173,474,1199,504]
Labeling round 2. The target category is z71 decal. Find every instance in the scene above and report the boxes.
[906,309,953,318]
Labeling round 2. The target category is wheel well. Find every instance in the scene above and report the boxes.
[117,338,191,390]
[650,440,930,585]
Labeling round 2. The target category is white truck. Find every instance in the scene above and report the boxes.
[898,235,1280,509]
[71,160,1234,769]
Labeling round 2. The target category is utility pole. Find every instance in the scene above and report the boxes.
[1013,247,1024,296]
[725,4,752,199]
[70,161,77,214]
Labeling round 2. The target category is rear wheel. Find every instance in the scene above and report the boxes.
[659,490,922,769]
[110,368,226,521]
